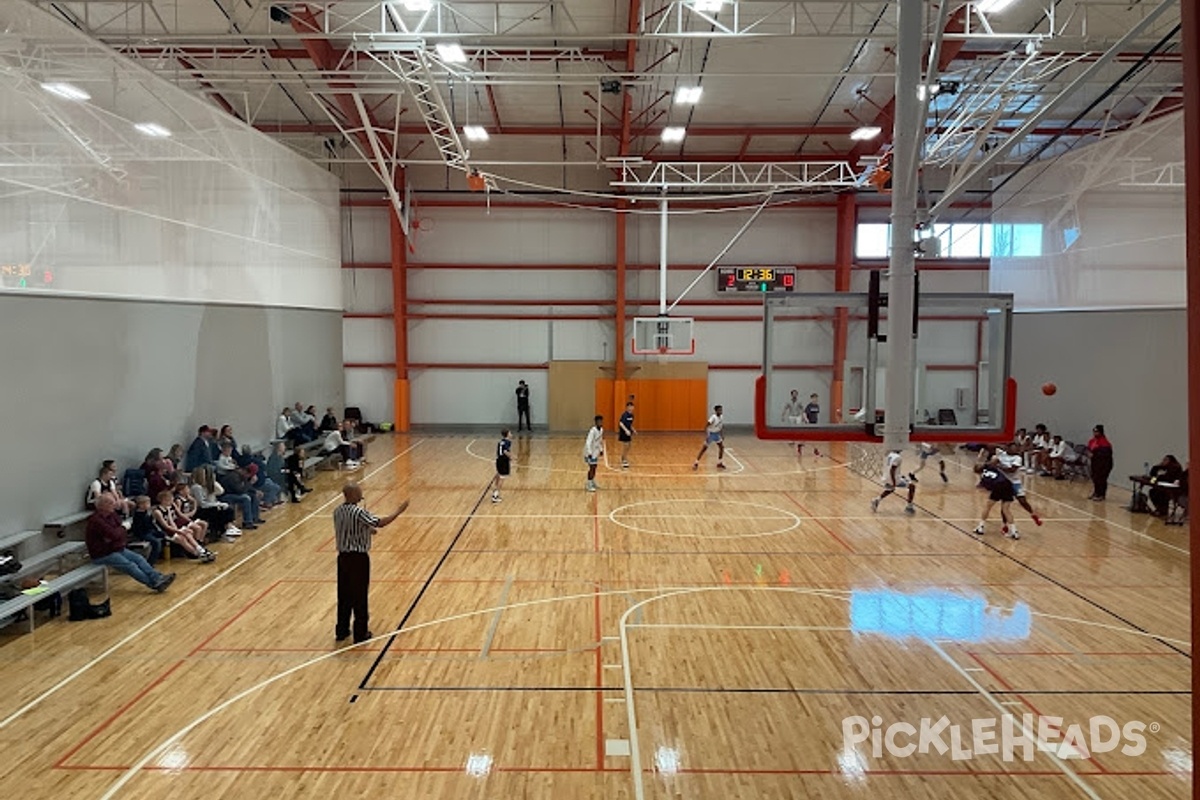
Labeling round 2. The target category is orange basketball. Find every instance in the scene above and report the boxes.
[1041,382,1057,396]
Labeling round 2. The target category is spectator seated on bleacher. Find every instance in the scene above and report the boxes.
[152,491,214,562]
[128,496,166,565]
[320,407,339,432]
[86,460,134,517]
[188,466,242,539]
[247,463,283,508]
[164,443,184,474]
[215,442,240,476]
[184,426,216,472]
[216,466,264,530]
[1025,424,1051,474]
[323,419,364,468]
[86,495,175,592]
[1045,435,1077,480]
[143,456,171,501]
[290,403,319,442]
[268,442,311,503]
[277,407,305,444]
[1148,455,1185,517]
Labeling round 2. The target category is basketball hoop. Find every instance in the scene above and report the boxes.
[631,316,695,356]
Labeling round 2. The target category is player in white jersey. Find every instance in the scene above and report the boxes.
[781,390,806,455]
[913,442,949,483]
[871,449,916,515]
[693,405,726,471]
[996,449,1043,527]
[583,416,604,492]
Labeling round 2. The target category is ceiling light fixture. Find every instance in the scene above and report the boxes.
[693,0,724,12]
[41,82,90,101]
[661,126,686,143]
[463,125,489,141]
[436,42,467,63]
[976,0,1017,14]
[850,126,881,141]
[134,122,171,138]
[674,86,703,104]
[401,0,433,10]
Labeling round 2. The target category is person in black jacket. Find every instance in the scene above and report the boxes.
[515,380,531,431]
[1149,455,1184,517]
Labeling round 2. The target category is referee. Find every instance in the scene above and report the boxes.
[333,482,409,644]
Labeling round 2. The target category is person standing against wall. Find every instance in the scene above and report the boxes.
[516,380,531,431]
[333,482,409,644]
[1087,424,1114,501]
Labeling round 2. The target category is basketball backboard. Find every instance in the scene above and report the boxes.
[755,286,1016,443]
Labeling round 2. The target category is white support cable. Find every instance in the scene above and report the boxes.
[666,192,773,313]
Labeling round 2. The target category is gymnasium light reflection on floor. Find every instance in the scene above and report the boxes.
[850,589,1032,642]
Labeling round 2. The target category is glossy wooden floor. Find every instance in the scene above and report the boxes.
[0,433,1190,799]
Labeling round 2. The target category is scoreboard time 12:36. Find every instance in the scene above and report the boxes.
[717,267,796,292]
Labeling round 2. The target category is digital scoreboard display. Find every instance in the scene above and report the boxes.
[717,267,795,293]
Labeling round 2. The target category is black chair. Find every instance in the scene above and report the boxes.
[344,406,368,434]
[936,408,958,426]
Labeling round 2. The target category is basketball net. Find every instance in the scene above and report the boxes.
[847,442,887,483]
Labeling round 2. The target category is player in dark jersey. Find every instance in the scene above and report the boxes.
[973,451,1019,539]
[491,429,512,503]
[804,393,820,424]
[618,402,635,468]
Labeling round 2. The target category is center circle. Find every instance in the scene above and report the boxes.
[608,499,802,538]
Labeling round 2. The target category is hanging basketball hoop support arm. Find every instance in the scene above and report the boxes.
[667,192,773,313]
[659,193,669,316]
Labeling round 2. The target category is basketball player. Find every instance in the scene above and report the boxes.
[996,448,1043,527]
[693,405,726,471]
[913,442,949,483]
[871,449,916,515]
[973,453,1019,539]
[781,390,805,454]
[618,402,635,468]
[804,393,820,424]
[490,429,511,503]
[583,416,604,492]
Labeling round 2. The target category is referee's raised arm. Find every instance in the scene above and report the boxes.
[340,482,408,528]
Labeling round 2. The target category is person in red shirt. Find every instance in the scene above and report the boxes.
[86,495,175,592]
[1087,424,1114,501]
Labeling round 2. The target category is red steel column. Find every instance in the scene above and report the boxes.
[390,178,410,432]
[830,192,856,422]
[1181,0,1200,788]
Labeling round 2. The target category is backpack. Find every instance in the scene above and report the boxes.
[0,553,21,575]
[122,468,147,498]
[68,588,112,621]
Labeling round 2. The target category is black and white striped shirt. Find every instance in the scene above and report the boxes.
[333,503,381,553]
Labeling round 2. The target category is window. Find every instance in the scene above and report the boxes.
[855,223,890,258]
[855,221,1043,259]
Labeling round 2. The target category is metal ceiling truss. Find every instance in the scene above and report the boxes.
[361,49,470,168]
[608,159,858,191]
[32,0,1178,47]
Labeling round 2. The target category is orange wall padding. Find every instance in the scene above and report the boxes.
[595,378,708,432]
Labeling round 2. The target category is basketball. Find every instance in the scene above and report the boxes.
[1042,382,1057,396]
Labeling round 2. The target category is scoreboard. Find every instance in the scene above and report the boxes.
[717,267,795,293]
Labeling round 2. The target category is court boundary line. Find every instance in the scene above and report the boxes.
[354,481,493,697]
[87,583,1190,798]
[0,440,425,730]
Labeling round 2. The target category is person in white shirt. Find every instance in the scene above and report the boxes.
[583,415,604,492]
[215,442,240,476]
[1045,435,1074,480]
[276,407,297,441]
[781,390,804,424]
[324,420,364,468]
[693,405,726,471]
[1026,424,1051,473]
[996,449,1043,528]
[871,449,916,515]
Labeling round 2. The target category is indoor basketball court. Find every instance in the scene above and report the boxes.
[0,1,1196,799]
